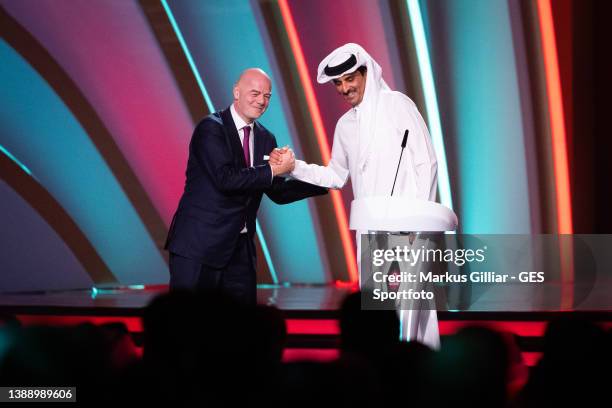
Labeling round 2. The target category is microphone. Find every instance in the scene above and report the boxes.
[391,129,409,196]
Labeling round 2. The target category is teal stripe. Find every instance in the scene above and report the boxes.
[0,144,33,176]
[406,0,454,210]
[160,0,215,111]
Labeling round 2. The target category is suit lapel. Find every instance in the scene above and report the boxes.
[220,107,247,168]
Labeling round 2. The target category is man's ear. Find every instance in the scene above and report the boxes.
[233,86,239,100]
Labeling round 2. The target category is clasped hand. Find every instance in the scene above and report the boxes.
[269,146,295,176]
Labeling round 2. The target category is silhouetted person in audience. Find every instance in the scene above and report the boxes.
[339,291,400,361]
[141,290,246,405]
[517,316,610,407]
[432,326,510,408]
[376,340,436,406]
[255,304,286,382]
[140,290,293,406]
[3,290,611,407]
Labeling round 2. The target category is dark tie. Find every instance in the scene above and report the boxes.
[243,125,251,167]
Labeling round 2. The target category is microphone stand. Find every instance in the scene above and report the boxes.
[391,129,409,196]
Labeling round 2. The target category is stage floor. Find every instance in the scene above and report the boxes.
[0,285,354,315]
[1,284,610,320]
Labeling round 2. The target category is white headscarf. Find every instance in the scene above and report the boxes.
[317,43,390,171]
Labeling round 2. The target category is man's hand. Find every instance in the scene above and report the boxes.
[269,146,287,165]
[269,146,295,176]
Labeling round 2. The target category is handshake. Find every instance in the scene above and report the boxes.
[269,146,296,176]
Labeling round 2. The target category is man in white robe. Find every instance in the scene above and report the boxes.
[272,43,440,349]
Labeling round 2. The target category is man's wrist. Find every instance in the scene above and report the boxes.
[290,159,303,177]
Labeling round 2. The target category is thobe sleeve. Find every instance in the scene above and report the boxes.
[393,95,438,201]
[289,125,350,189]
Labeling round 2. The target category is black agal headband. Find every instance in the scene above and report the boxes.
[323,54,358,77]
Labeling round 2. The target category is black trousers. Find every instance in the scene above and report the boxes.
[168,234,257,305]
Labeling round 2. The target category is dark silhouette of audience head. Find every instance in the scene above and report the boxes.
[518,315,610,407]
[339,291,399,358]
[1,290,610,407]
[433,326,510,407]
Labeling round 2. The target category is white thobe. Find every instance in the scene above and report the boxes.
[291,90,440,349]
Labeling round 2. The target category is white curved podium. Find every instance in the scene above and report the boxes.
[349,197,458,232]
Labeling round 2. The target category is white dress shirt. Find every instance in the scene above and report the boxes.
[230,104,254,234]
[230,103,254,166]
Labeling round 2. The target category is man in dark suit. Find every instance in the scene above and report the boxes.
[165,68,326,305]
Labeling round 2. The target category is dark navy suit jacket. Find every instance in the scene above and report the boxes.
[165,107,327,268]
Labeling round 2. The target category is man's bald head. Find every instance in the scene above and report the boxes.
[236,68,271,86]
[233,68,272,123]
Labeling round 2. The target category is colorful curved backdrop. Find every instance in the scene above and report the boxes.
[0,0,589,296]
